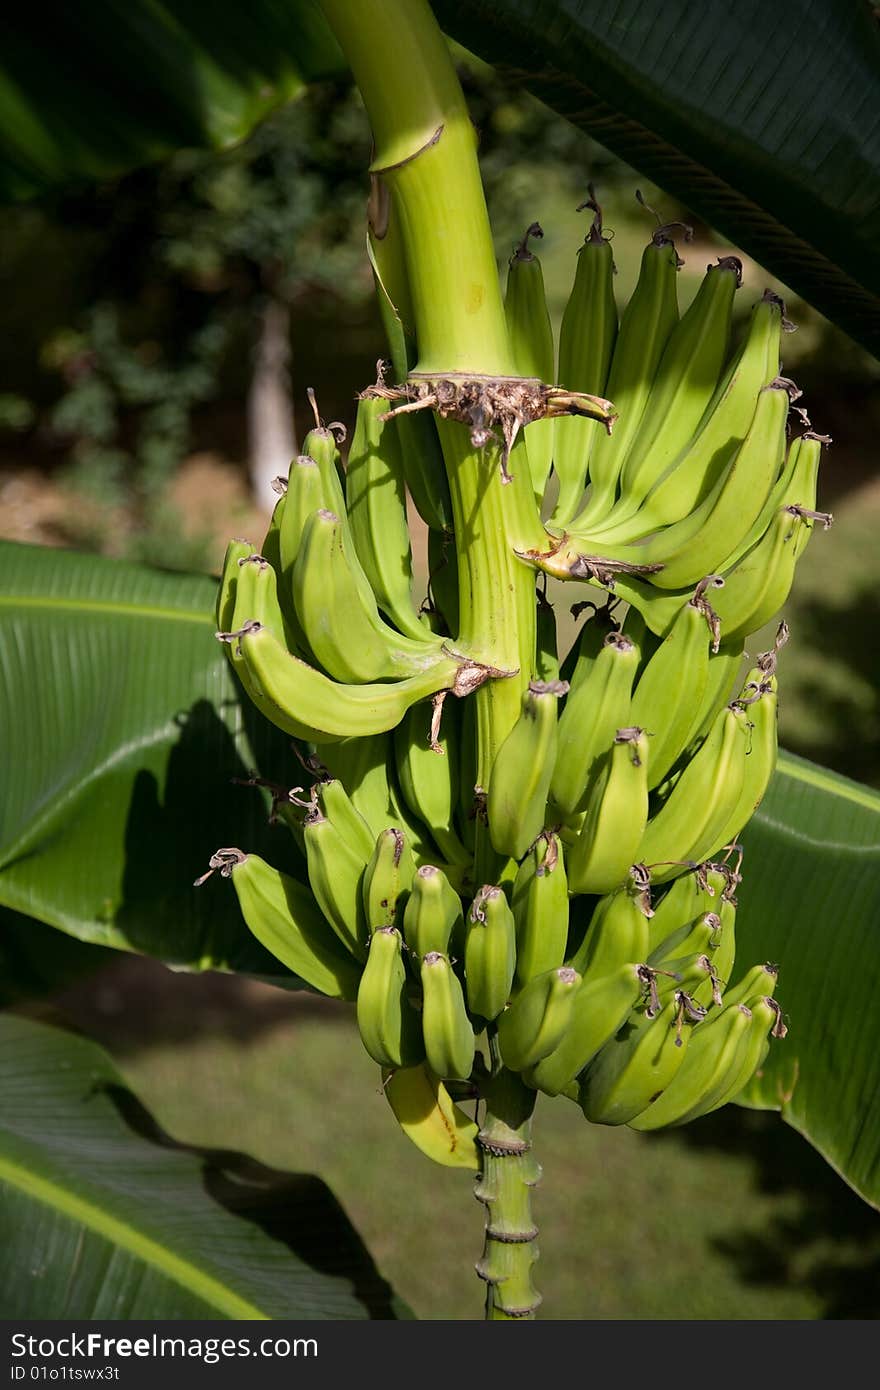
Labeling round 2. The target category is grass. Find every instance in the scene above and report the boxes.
[53,958,880,1321]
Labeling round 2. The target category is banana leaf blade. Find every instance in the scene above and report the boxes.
[0,539,302,973]
[734,750,880,1210]
[0,1,344,199]
[433,0,880,358]
[0,1011,407,1318]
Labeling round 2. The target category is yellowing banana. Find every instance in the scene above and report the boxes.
[381,1063,480,1170]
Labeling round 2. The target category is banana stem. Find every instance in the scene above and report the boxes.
[320,0,545,1317]
[319,0,513,376]
[475,1065,542,1320]
[320,0,541,863]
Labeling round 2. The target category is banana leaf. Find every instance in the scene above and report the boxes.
[0,1010,407,1318]
[2,540,879,1208]
[434,0,880,358]
[0,539,303,975]
[734,751,880,1211]
[3,2,879,358]
[0,1,344,200]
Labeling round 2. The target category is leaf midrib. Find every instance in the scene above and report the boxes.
[775,751,880,814]
[0,1149,268,1319]
[0,593,214,625]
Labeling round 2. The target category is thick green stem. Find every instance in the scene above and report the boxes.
[320,0,514,375]
[475,1066,542,1320]
[321,0,543,845]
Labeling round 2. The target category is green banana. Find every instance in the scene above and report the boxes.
[620,379,791,591]
[313,777,376,861]
[550,630,640,818]
[232,617,466,744]
[345,372,428,641]
[551,190,618,526]
[259,478,288,582]
[381,1062,480,1170]
[648,889,736,1009]
[363,827,417,930]
[573,225,684,529]
[402,863,464,959]
[463,884,517,1022]
[612,255,741,513]
[511,832,570,989]
[709,671,779,851]
[648,909,725,973]
[687,639,747,744]
[299,409,348,520]
[291,507,443,682]
[356,926,425,1068]
[616,432,829,647]
[612,427,819,636]
[629,588,719,789]
[525,963,655,1097]
[707,993,788,1110]
[578,990,705,1125]
[394,698,470,865]
[420,951,476,1081]
[203,849,362,1000]
[711,433,830,640]
[278,453,331,605]
[645,859,738,951]
[718,960,780,1009]
[627,997,755,1130]
[650,951,722,1012]
[226,549,297,654]
[216,537,256,633]
[590,289,785,542]
[487,679,568,860]
[497,965,582,1073]
[217,548,313,726]
[637,701,750,881]
[318,734,398,839]
[505,222,556,504]
[565,726,650,896]
[302,798,371,961]
[566,869,653,979]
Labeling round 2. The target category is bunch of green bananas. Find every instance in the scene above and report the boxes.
[202,198,829,1169]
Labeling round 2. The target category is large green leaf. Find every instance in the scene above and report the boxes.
[0,539,303,973]
[734,751,880,1210]
[434,0,880,357]
[0,1010,407,1318]
[0,1,343,199]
